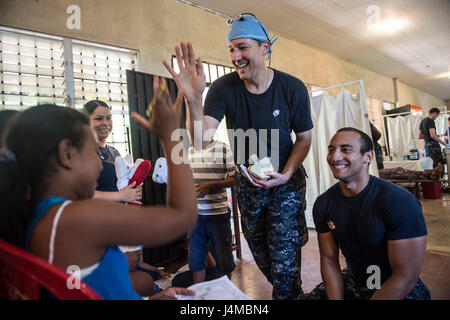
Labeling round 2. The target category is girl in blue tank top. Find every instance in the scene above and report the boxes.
[0,77,196,300]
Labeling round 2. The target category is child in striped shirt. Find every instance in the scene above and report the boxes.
[187,140,236,283]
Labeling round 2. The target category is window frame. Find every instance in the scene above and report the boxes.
[0,26,140,156]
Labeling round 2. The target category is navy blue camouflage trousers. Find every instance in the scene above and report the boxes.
[426,141,445,168]
[235,166,308,300]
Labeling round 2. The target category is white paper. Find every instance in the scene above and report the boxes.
[176,276,252,300]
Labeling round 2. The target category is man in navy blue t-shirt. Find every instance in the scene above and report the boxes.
[305,127,430,300]
[163,14,312,300]
[419,108,446,168]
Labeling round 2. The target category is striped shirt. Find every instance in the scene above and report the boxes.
[188,140,235,216]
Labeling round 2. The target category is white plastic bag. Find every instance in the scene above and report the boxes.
[420,157,433,170]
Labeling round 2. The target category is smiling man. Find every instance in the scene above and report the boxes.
[303,127,430,300]
[164,13,312,299]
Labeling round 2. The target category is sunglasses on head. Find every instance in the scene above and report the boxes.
[227,13,270,42]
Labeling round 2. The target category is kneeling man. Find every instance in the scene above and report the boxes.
[307,127,430,300]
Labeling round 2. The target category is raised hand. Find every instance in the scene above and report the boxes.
[163,41,206,103]
[131,76,183,141]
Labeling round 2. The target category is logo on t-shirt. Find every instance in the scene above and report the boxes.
[273,109,280,117]
[327,220,336,230]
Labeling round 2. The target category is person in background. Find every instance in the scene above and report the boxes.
[172,250,221,287]
[418,108,446,168]
[0,78,197,300]
[440,116,450,145]
[370,122,383,169]
[83,100,142,204]
[187,139,236,283]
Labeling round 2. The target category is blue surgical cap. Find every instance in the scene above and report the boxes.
[227,14,274,53]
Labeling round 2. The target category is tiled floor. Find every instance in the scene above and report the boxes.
[418,192,450,299]
[228,193,450,300]
[229,230,341,300]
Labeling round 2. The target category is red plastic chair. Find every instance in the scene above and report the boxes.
[0,239,102,300]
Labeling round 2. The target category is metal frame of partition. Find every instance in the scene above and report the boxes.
[310,79,364,94]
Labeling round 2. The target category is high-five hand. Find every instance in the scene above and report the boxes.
[131,76,183,141]
[163,41,206,103]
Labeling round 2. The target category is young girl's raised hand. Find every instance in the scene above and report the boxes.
[131,76,183,141]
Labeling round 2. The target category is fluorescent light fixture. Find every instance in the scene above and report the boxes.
[433,71,450,79]
[376,18,407,34]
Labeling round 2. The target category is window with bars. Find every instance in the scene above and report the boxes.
[71,41,138,155]
[0,29,66,108]
[0,27,139,156]
[171,56,234,145]
[383,101,395,111]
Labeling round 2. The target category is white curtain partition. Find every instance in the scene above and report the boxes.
[386,114,422,159]
[386,113,447,160]
[435,113,448,136]
[302,84,378,228]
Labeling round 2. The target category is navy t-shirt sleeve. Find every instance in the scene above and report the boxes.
[291,81,313,133]
[425,118,436,131]
[313,197,331,233]
[384,193,427,240]
[204,79,226,123]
